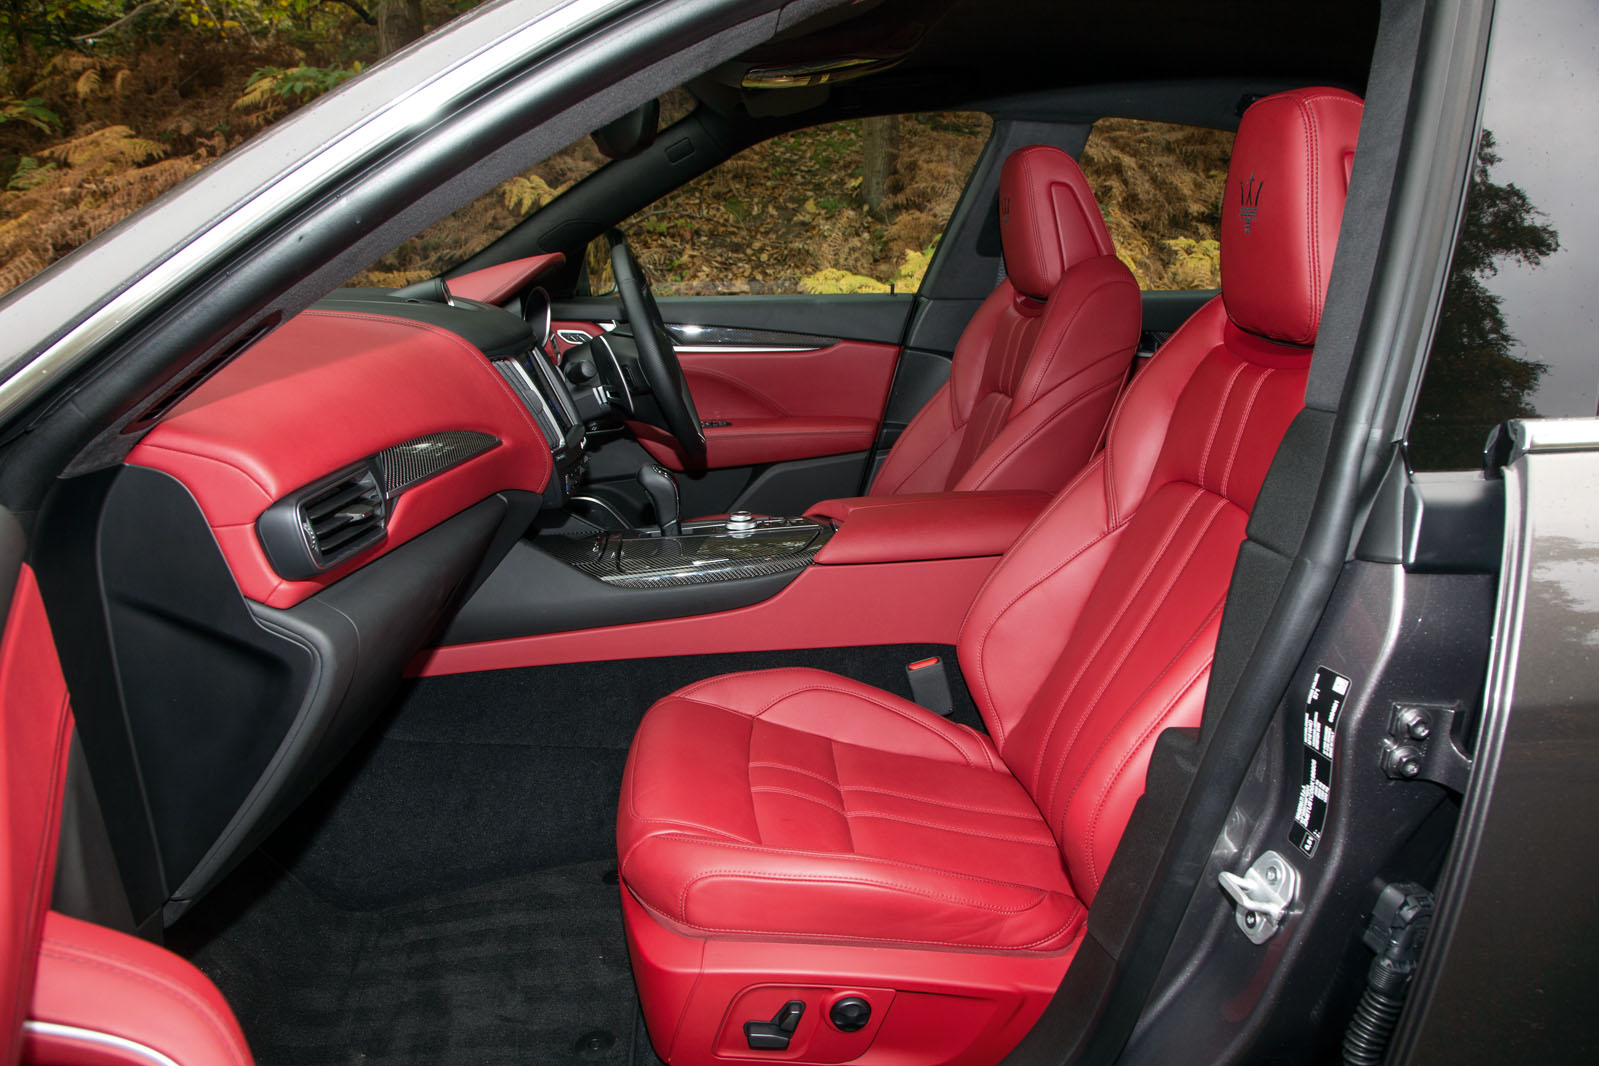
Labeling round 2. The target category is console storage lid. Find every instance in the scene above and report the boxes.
[806,491,1050,565]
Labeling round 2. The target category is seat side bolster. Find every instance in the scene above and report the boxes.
[956,299,1229,745]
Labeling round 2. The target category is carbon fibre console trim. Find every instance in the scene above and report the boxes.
[374,431,499,495]
[541,516,831,588]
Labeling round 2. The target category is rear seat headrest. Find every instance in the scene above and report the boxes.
[1221,87,1365,347]
[999,145,1117,301]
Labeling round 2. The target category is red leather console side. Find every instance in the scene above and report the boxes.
[127,310,553,608]
[25,911,253,1066]
[445,253,565,306]
[1,567,73,1066]
[626,340,899,470]
[805,491,1050,564]
[411,555,997,675]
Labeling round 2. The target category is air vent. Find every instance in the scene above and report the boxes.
[301,468,386,566]
[257,462,387,580]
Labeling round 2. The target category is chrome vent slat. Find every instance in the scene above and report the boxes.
[304,482,372,520]
[298,466,385,568]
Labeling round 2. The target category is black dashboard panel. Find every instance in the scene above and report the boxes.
[318,288,537,359]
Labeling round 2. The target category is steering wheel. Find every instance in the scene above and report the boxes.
[609,230,706,466]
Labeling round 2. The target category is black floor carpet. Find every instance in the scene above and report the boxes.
[170,645,978,1065]
[174,857,639,1066]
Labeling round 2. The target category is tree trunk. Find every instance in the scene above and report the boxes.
[860,115,900,222]
[377,0,425,57]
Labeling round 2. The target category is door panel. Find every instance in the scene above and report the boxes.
[0,510,75,1046]
[629,339,899,470]
[554,296,911,513]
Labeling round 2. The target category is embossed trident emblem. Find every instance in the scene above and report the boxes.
[1238,172,1264,233]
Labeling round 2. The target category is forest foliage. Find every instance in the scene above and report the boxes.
[3,0,1233,299]
[0,0,447,292]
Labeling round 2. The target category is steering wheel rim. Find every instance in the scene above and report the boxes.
[609,230,706,465]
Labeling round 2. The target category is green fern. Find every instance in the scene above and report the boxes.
[0,97,62,134]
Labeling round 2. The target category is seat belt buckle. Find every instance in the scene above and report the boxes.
[906,656,954,716]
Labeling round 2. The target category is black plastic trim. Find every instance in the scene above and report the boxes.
[312,290,536,360]
[168,493,510,916]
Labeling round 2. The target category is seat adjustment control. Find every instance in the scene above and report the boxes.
[744,1000,805,1050]
[829,996,871,1032]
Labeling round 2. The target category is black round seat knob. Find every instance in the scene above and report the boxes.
[829,996,871,1032]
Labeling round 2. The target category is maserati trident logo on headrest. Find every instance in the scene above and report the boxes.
[1238,172,1264,234]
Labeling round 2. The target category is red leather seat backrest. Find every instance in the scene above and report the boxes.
[957,88,1363,904]
[869,146,1141,497]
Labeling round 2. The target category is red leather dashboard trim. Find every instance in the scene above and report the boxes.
[806,490,1051,565]
[1,566,73,1066]
[447,253,565,306]
[27,911,254,1066]
[624,339,900,469]
[127,310,552,609]
[409,555,996,676]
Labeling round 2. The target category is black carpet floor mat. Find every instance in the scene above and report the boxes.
[174,858,638,1066]
[169,646,979,1065]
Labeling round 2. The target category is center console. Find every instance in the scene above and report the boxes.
[542,515,833,589]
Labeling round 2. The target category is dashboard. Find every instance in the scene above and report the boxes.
[46,285,588,924]
[43,273,1003,929]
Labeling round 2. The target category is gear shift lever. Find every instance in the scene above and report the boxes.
[636,463,681,537]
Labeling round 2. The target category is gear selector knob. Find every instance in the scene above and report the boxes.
[636,463,681,537]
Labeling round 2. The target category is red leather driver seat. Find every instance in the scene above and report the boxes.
[868,145,1141,497]
[618,88,1364,1066]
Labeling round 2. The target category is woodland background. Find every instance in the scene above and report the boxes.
[0,0,1236,297]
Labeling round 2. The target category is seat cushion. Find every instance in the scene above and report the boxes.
[618,668,1083,953]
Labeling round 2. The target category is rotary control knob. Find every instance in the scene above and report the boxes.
[726,510,757,533]
[828,996,871,1033]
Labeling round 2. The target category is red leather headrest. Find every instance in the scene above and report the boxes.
[1221,87,1364,346]
[999,145,1116,300]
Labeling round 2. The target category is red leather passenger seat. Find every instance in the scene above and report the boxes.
[868,145,1141,497]
[617,88,1365,1066]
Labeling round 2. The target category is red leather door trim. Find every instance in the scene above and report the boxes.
[409,555,997,675]
[626,340,900,470]
[26,912,254,1066]
[1,565,73,1066]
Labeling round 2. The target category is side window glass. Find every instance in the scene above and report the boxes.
[1079,118,1235,290]
[350,133,607,288]
[348,91,696,288]
[613,112,991,296]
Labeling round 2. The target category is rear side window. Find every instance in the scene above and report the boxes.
[1079,118,1235,291]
